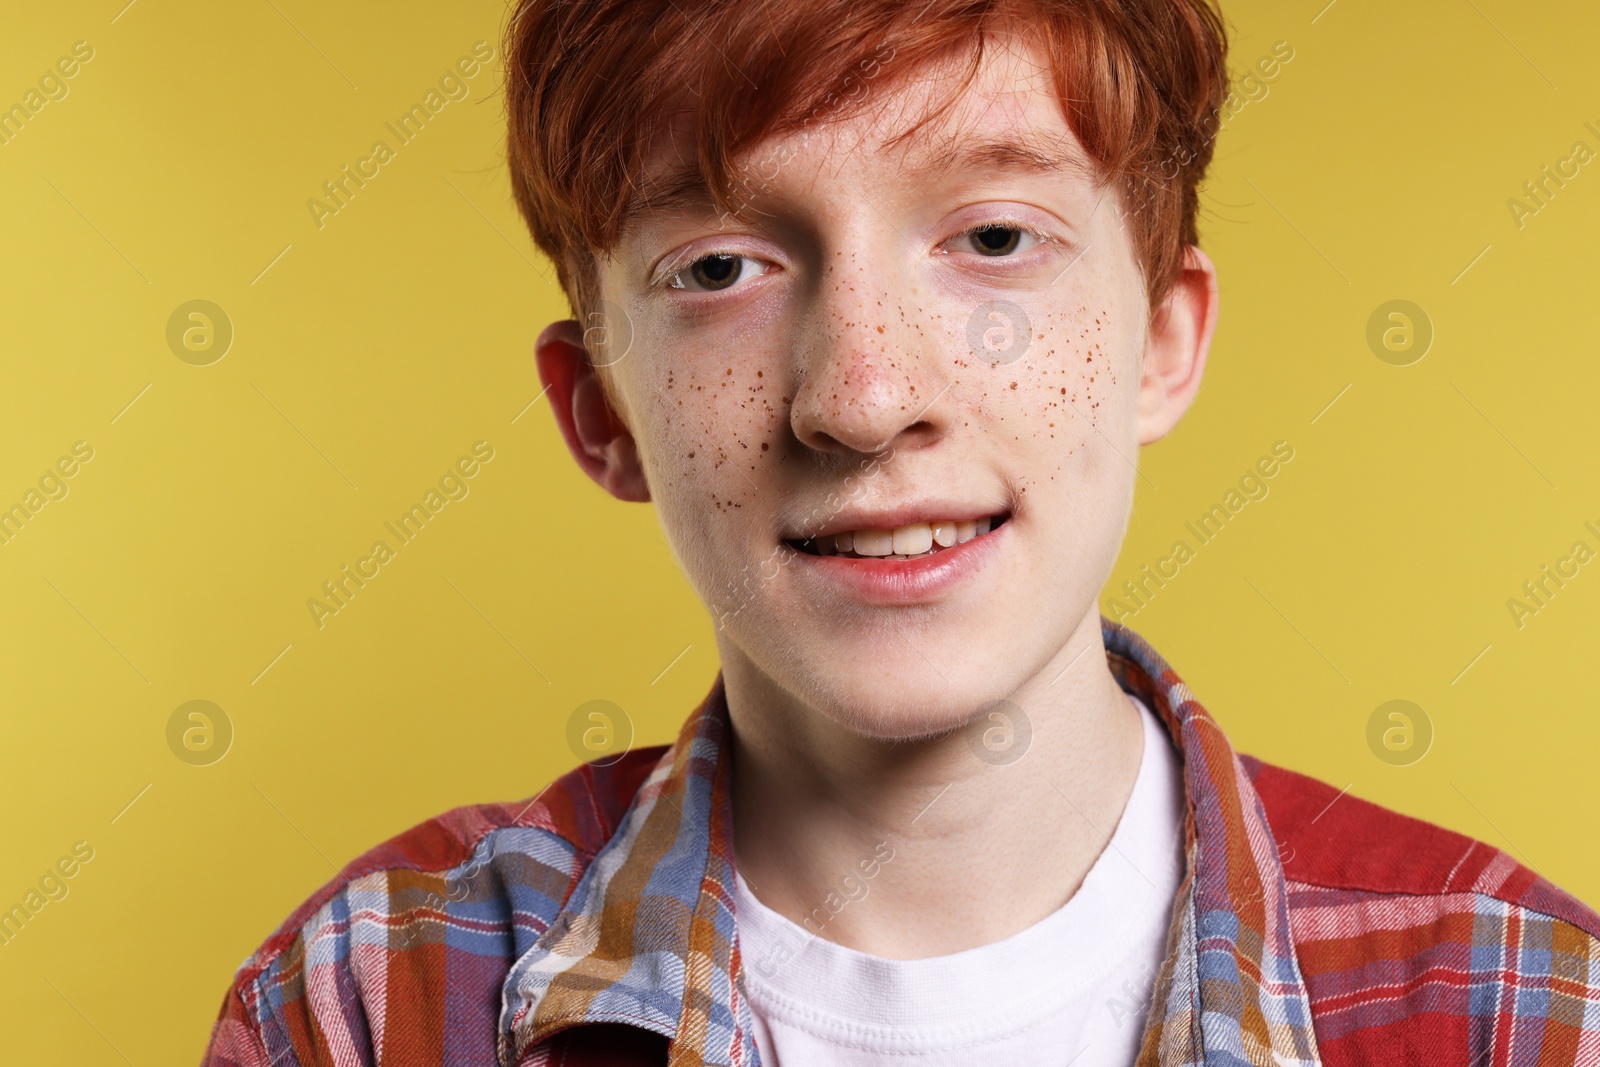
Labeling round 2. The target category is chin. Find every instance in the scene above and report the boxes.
[794,651,1015,743]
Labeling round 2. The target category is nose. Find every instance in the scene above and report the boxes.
[789,253,955,457]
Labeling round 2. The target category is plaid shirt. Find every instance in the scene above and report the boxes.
[201,621,1600,1066]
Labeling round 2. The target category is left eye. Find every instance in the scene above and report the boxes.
[667,253,771,293]
[947,222,1049,257]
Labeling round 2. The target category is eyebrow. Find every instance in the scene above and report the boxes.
[624,132,1095,230]
[626,169,721,228]
[929,132,1095,181]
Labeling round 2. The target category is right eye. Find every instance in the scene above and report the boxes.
[665,252,773,293]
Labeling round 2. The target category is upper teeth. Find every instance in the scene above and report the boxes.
[817,517,994,557]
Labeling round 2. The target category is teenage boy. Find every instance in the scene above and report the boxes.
[201,1,1600,1064]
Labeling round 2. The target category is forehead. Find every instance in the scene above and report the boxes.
[623,32,1101,230]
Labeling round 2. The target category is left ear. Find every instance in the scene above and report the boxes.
[1136,245,1218,445]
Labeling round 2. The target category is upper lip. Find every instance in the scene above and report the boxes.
[781,499,1010,541]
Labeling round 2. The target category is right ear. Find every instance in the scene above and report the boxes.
[534,320,651,503]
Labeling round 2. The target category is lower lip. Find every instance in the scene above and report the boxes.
[789,522,1009,605]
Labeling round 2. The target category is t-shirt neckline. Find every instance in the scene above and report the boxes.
[731,695,1185,1048]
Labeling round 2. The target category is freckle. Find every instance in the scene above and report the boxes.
[1009,382,1017,389]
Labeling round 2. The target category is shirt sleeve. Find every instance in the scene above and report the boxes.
[199,979,284,1067]
[197,932,378,1067]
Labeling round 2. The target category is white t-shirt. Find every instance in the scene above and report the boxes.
[733,695,1186,1067]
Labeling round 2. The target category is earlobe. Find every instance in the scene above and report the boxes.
[1135,246,1219,445]
[535,319,651,503]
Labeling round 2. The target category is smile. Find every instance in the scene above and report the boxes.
[787,514,1010,560]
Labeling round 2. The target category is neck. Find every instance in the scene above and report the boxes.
[722,609,1144,959]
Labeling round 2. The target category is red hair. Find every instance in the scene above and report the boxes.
[504,0,1228,328]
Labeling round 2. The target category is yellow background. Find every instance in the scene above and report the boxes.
[2,0,1597,1059]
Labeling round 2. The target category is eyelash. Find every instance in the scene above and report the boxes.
[656,250,759,293]
[947,218,1057,256]
[654,217,1057,294]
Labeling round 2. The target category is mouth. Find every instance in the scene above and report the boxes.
[785,513,1011,560]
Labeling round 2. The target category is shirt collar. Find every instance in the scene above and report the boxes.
[498,620,1323,1067]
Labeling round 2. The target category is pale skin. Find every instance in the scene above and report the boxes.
[536,32,1218,958]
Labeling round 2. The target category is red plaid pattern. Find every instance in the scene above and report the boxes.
[201,621,1600,1065]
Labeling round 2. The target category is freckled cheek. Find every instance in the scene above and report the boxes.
[993,308,1133,421]
[626,360,784,547]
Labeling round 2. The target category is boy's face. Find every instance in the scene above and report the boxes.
[538,34,1215,740]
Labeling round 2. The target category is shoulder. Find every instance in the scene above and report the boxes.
[1240,754,1600,1065]
[1240,754,1598,927]
[200,745,668,1067]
